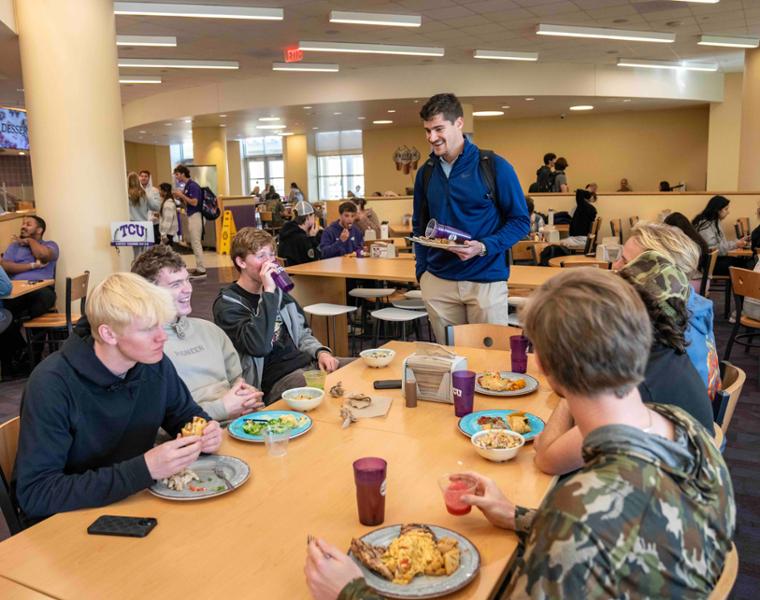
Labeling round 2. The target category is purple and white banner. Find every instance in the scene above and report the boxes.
[111,221,155,246]
[0,108,29,151]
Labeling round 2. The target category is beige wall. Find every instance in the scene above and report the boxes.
[192,126,229,195]
[124,141,172,185]
[739,47,760,191]
[226,140,244,196]
[362,107,711,196]
[707,73,743,191]
[284,134,309,201]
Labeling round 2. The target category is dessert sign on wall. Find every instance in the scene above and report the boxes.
[392,146,421,174]
[0,108,29,151]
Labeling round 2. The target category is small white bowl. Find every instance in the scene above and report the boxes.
[281,387,324,412]
[471,429,525,462]
[359,348,396,368]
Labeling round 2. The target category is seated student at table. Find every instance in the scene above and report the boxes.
[214,228,351,405]
[692,195,749,275]
[559,188,596,250]
[353,198,381,238]
[278,201,322,266]
[13,273,221,523]
[306,268,735,600]
[319,201,364,258]
[132,246,264,421]
[615,222,721,400]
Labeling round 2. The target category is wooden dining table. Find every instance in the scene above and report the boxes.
[547,255,608,268]
[285,257,562,355]
[0,341,559,600]
[0,576,55,599]
[0,280,54,300]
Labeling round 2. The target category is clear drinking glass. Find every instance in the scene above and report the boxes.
[264,429,289,457]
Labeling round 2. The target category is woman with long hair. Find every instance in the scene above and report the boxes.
[127,171,161,257]
[692,195,749,257]
[158,183,178,245]
[664,211,709,279]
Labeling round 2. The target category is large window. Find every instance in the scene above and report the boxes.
[243,136,283,196]
[169,141,193,166]
[316,130,364,200]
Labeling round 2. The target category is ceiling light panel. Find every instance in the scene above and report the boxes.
[473,110,504,116]
[329,11,421,27]
[373,120,393,124]
[698,35,759,49]
[299,41,444,57]
[119,75,162,84]
[118,59,239,69]
[537,24,675,43]
[113,2,283,20]
[671,0,719,3]
[569,105,594,111]
[272,62,340,72]
[473,50,538,61]
[617,58,718,72]
[259,117,281,122]
[256,124,287,129]
[116,35,177,47]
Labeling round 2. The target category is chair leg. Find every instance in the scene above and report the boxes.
[372,318,379,348]
[724,283,731,321]
[723,319,742,361]
[401,322,407,342]
[26,331,35,373]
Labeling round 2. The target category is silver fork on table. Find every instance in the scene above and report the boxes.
[213,465,234,490]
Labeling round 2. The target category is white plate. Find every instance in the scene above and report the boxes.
[474,371,539,397]
[148,455,249,501]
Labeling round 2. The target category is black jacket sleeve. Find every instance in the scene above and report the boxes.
[213,291,281,357]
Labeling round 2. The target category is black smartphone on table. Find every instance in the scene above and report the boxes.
[87,515,157,538]
[373,379,402,390]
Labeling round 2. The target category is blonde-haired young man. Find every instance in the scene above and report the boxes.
[14,273,221,523]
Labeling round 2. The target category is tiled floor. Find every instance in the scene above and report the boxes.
[0,265,757,599]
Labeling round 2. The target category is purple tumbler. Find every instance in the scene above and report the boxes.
[452,370,476,417]
[510,335,529,374]
[353,457,387,526]
[271,265,294,292]
[425,219,472,243]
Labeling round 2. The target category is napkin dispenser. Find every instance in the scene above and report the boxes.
[402,343,467,404]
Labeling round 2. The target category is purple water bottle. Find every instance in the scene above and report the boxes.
[271,265,294,292]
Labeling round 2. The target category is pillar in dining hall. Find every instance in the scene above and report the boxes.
[738,48,760,190]
[284,134,308,199]
[192,126,229,196]
[461,103,474,138]
[15,0,130,299]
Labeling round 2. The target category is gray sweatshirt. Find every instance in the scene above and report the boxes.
[695,221,737,256]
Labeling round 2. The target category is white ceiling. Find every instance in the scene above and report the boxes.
[1,0,759,142]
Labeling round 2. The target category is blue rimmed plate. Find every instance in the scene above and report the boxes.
[458,409,544,442]
[227,410,313,443]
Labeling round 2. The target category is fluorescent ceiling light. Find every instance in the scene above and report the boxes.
[256,124,287,130]
[569,105,594,111]
[113,2,283,20]
[617,58,719,72]
[329,10,421,27]
[698,35,759,48]
[501,105,511,109]
[387,109,396,113]
[473,110,504,117]
[259,117,281,122]
[473,49,538,61]
[272,62,339,72]
[278,132,294,136]
[116,35,177,47]
[671,0,719,3]
[525,97,535,101]
[118,58,238,69]
[299,40,444,57]
[537,23,675,43]
[373,120,393,124]
[219,114,227,118]
[119,75,162,84]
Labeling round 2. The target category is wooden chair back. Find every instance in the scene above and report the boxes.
[729,266,760,302]
[713,361,746,435]
[708,542,738,600]
[0,417,22,535]
[531,242,548,266]
[699,249,719,296]
[67,271,89,332]
[582,218,602,255]
[260,211,273,223]
[610,218,623,244]
[736,217,750,238]
[629,216,639,228]
[445,324,524,351]
[560,259,611,269]
[511,241,535,262]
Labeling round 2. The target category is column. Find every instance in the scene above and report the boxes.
[15,0,131,302]
[192,126,229,196]
[461,102,474,138]
[284,134,308,200]
[226,140,244,196]
[707,72,742,191]
[738,48,760,190]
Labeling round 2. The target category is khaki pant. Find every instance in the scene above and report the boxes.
[188,212,206,272]
[420,272,508,344]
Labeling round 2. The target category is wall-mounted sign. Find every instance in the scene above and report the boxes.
[284,47,303,63]
[0,107,29,151]
[392,146,421,174]
[111,221,155,246]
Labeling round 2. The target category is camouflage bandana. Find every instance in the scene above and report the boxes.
[622,250,689,319]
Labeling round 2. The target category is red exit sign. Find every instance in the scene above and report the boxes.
[284,47,303,63]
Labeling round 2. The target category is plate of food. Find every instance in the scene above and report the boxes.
[475,371,538,397]
[349,523,480,599]
[458,409,544,442]
[227,410,313,442]
[149,455,249,501]
[406,236,469,250]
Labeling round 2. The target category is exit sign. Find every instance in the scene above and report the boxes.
[284,47,303,63]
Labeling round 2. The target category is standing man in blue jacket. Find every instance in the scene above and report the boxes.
[413,93,530,343]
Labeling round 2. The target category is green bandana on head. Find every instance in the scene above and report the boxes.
[622,250,689,319]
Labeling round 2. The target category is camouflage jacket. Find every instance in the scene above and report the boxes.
[340,404,735,600]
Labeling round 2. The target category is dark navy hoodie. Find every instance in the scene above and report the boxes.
[13,323,209,521]
[412,138,530,283]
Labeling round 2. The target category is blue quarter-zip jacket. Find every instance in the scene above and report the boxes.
[412,139,529,283]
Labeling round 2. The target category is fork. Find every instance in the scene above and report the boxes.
[213,465,234,490]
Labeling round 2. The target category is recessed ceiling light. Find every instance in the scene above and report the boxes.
[413,99,420,103]
[473,110,504,117]
[357,116,366,120]
[623,98,632,103]
[501,105,511,109]
[387,109,396,113]
[617,57,718,72]
[536,23,675,43]
[525,97,535,101]
[119,75,162,84]
[259,117,280,122]
[373,120,393,124]
[328,10,421,27]
[139,130,147,134]
[19,151,25,156]
[219,114,227,118]
[303,106,313,109]
[184,119,192,123]
[473,50,538,61]
[113,2,284,20]
[312,127,319,130]
[220,124,227,127]
[117,58,239,69]
[272,62,340,72]
[569,105,594,111]
[164,122,172,126]
[698,35,759,48]
[333,112,342,115]
[671,0,719,3]
[116,35,177,47]
[256,124,287,130]
[299,40,444,57]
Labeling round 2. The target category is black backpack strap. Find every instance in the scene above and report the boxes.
[478,150,497,202]
[420,157,436,227]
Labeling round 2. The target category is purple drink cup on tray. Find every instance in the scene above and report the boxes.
[425,219,472,243]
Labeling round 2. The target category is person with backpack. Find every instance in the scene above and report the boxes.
[552,157,569,192]
[528,152,556,194]
[413,93,529,344]
[172,164,207,279]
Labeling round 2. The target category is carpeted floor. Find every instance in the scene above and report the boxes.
[0,267,757,598]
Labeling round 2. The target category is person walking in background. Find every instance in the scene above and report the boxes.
[172,165,207,279]
[158,183,178,245]
[413,93,529,343]
[552,157,569,192]
[138,170,161,245]
[319,201,364,258]
[128,171,161,259]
